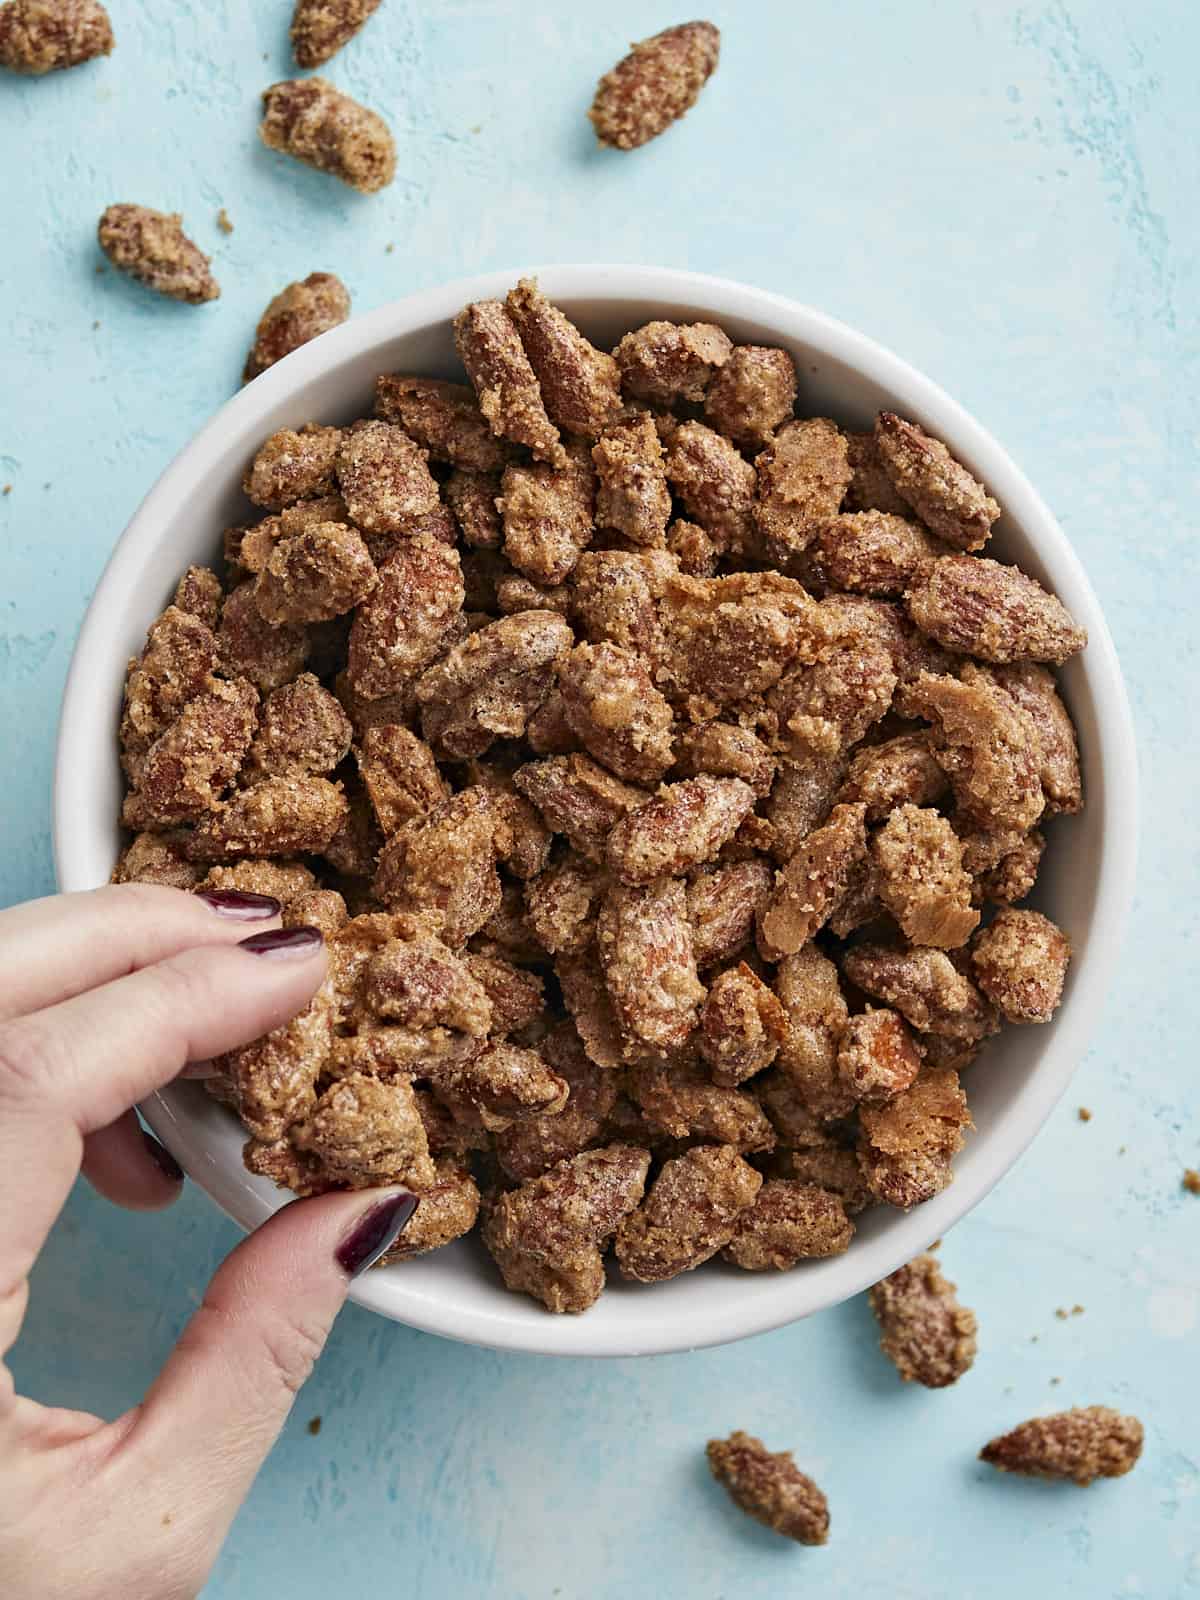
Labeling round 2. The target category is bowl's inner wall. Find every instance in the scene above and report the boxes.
[61,282,1115,1353]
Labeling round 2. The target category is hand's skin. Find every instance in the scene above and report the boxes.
[0,884,416,1600]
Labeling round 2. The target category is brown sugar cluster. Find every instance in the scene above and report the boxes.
[114,278,1086,1314]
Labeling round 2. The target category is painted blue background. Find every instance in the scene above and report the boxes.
[2,2,1197,1595]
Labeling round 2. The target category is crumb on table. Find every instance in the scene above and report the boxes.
[1077,1106,1092,1122]
[1184,1168,1200,1195]
[307,1415,322,1435]
[217,208,234,235]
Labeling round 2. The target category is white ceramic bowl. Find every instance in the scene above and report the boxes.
[54,265,1137,1358]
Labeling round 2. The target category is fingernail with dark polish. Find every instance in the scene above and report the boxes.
[336,1192,419,1278]
[239,925,324,959]
[196,888,282,920]
[143,1131,184,1183]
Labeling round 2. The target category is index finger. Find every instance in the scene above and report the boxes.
[0,883,282,1023]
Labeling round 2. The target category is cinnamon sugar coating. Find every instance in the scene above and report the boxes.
[724,1180,853,1270]
[810,510,944,596]
[857,1067,972,1209]
[698,963,786,1087]
[243,273,350,382]
[111,831,203,891]
[498,439,595,585]
[374,374,505,472]
[0,0,111,73]
[219,581,310,693]
[838,731,948,821]
[445,467,503,549]
[672,720,776,797]
[616,1144,762,1283]
[346,537,464,700]
[122,676,258,829]
[704,345,797,451]
[591,412,672,546]
[980,1407,1144,1485]
[571,548,668,660]
[373,788,501,946]
[596,877,704,1051]
[970,908,1070,1023]
[837,1008,923,1106]
[119,606,220,781]
[505,278,623,438]
[245,425,341,510]
[687,857,773,970]
[416,610,573,758]
[483,1144,650,1313]
[293,1071,435,1188]
[186,773,348,860]
[629,1059,775,1153]
[906,554,1087,665]
[356,725,446,837]
[559,640,674,784]
[706,1432,829,1545]
[773,943,852,1123]
[615,319,732,405]
[172,566,223,631]
[871,803,980,949]
[97,204,218,304]
[606,775,755,885]
[379,1157,479,1261]
[843,941,997,1042]
[493,1025,619,1181]
[254,521,376,624]
[874,411,1000,552]
[753,417,851,566]
[665,420,756,555]
[844,429,910,516]
[757,802,868,961]
[259,77,395,193]
[336,420,440,536]
[248,673,352,775]
[588,21,720,150]
[660,571,825,712]
[454,299,565,466]
[868,1251,977,1387]
[908,668,1044,834]
[290,0,380,69]
[514,753,646,862]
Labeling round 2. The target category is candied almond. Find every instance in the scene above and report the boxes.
[97,203,218,304]
[461,951,544,1038]
[445,467,502,549]
[219,994,330,1143]
[336,420,439,535]
[172,566,223,631]
[687,857,773,971]
[874,412,1000,551]
[978,828,1045,906]
[119,605,219,780]
[293,1072,434,1188]
[416,610,574,758]
[243,273,350,383]
[0,0,112,73]
[379,1157,480,1261]
[373,788,501,947]
[837,1008,923,1106]
[248,672,352,775]
[986,662,1082,815]
[596,878,704,1052]
[454,299,565,467]
[842,941,997,1042]
[810,510,944,597]
[697,962,786,1087]
[290,0,380,70]
[498,440,596,586]
[774,1140,874,1214]
[346,536,464,700]
[838,732,948,821]
[525,853,607,957]
[906,554,1086,665]
[980,1407,1143,1485]
[753,417,851,566]
[112,831,202,891]
[254,522,376,625]
[665,420,756,556]
[260,76,396,193]
[871,804,979,949]
[868,1251,977,1387]
[374,374,505,472]
[244,424,341,510]
[772,943,853,1123]
[763,755,846,865]
[589,21,720,150]
[908,669,1044,834]
[559,640,674,784]
[616,1144,762,1283]
[493,1025,620,1181]
[844,429,910,516]
[706,1432,829,1546]
[122,676,258,829]
[723,1180,853,1271]
[672,720,776,798]
[666,516,719,576]
[857,1066,972,1209]
[432,1040,568,1127]
[704,345,797,451]
[766,632,897,763]
[555,949,628,1071]
[505,278,623,438]
[219,580,310,693]
[513,753,647,863]
[483,1144,650,1313]
[356,725,447,837]
[571,548,667,661]
[606,776,755,885]
[362,935,492,1037]
[756,802,868,961]
[614,319,732,405]
[970,908,1070,1024]
[187,773,348,860]
[629,1060,775,1153]
[591,412,672,546]
[660,571,826,711]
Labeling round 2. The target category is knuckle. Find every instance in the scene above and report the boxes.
[0,1019,61,1102]
[255,1308,329,1396]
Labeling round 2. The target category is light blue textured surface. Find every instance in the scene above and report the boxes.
[1,3,1197,1596]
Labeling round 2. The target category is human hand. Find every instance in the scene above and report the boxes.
[0,884,418,1600]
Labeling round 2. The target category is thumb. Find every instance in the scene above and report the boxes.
[112,1186,417,1549]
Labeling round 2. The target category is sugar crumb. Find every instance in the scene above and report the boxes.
[92,320,100,330]
[1055,1308,1068,1320]
[217,208,234,235]
[307,1415,322,1435]
[1071,1304,1084,1316]
[385,243,395,254]
[1077,1106,1092,1122]
[1184,1168,1200,1195]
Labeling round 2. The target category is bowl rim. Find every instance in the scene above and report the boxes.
[53,264,1138,1357]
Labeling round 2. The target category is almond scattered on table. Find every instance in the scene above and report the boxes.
[706,1431,830,1545]
[980,1406,1144,1485]
[97,204,219,304]
[589,21,720,150]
